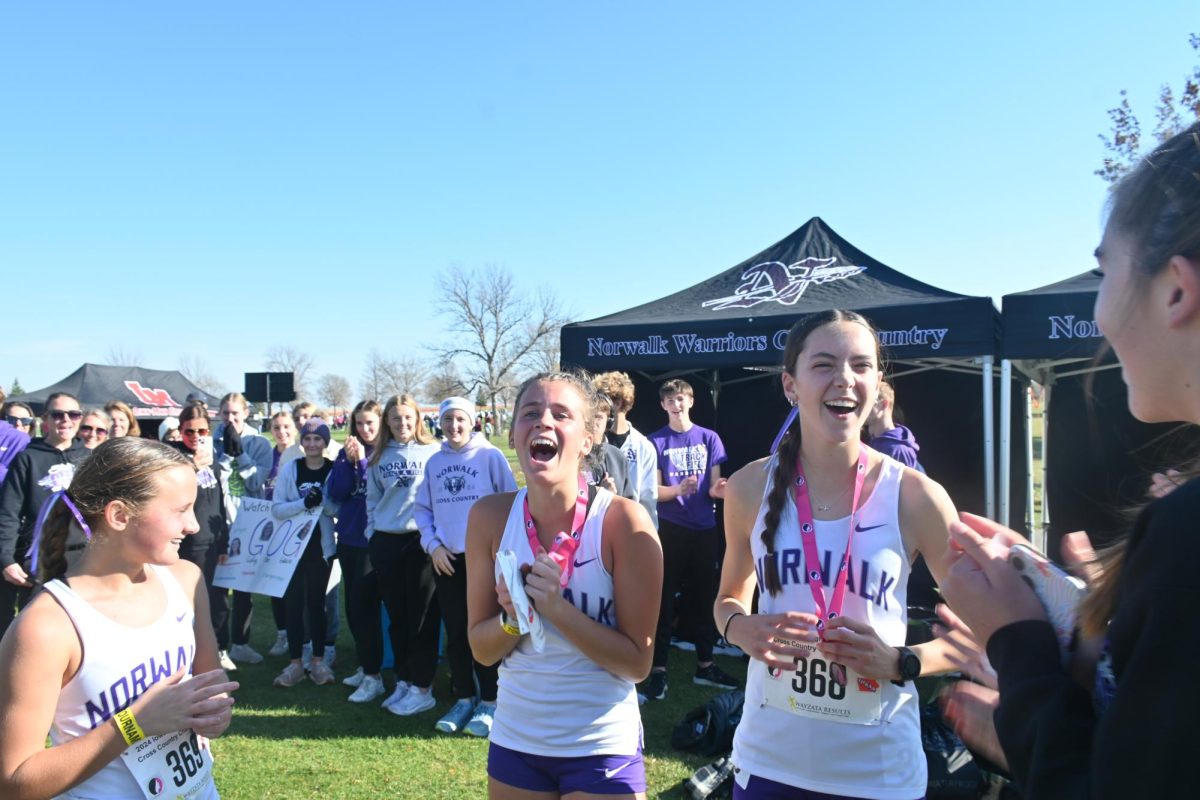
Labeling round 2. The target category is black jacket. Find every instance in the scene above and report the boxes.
[0,438,91,568]
[988,477,1200,799]
[168,443,230,558]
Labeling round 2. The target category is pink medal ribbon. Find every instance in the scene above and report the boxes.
[523,474,589,588]
[792,447,870,639]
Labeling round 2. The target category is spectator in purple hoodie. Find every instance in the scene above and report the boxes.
[866,381,925,473]
[0,390,32,485]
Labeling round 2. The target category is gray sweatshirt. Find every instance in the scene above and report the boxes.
[415,433,516,555]
[365,439,440,538]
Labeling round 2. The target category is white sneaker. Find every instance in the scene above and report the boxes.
[268,630,289,658]
[218,650,237,671]
[389,686,436,716]
[381,681,411,710]
[342,667,365,687]
[309,660,336,686]
[229,643,264,665]
[348,674,385,703]
[434,698,477,733]
[301,642,313,671]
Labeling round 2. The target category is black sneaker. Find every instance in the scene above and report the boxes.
[644,670,668,700]
[694,663,739,689]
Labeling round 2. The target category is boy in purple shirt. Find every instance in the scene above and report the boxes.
[645,379,736,701]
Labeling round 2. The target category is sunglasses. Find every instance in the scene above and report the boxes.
[47,410,84,422]
[5,416,33,427]
[181,427,210,437]
[79,425,109,436]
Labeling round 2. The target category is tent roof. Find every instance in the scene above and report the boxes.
[11,363,220,418]
[561,217,998,371]
[1001,270,1102,360]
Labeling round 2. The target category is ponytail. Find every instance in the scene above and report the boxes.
[760,417,802,597]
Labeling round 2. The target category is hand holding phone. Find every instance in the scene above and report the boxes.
[1008,544,1087,656]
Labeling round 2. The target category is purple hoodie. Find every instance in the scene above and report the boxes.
[869,425,924,472]
[0,422,30,485]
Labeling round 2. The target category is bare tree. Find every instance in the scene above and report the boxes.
[383,355,430,398]
[529,333,562,374]
[425,362,467,403]
[318,374,352,410]
[264,345,315,400]
[361,349,400,401]
[431,265,565,433]
[178,355,225,397]
[105,344,144,366]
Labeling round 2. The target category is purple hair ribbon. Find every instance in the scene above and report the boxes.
[769,406,798,455]
[27,491,93,575]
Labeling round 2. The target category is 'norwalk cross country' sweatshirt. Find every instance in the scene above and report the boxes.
[415,433,516,555]
[365,439,439,538]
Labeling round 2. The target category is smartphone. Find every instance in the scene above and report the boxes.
[1008,544,1087,655]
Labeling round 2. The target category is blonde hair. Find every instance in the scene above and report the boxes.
[371,394,432,466]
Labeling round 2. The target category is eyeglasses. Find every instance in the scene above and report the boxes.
[5,416,33,427]
[47,410,84,422]
[181,427,210,437]
[79,425,109,437]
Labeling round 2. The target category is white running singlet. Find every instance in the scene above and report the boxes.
[732,456,924,799]
[490,487,643,757]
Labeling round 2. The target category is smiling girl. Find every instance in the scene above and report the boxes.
[716,311,962,799]
[366,394,440,715]
[415,396,516,735]
[467,371,661,800]
[0,437,238,800]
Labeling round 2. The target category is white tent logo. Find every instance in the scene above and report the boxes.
[701,257,866,311]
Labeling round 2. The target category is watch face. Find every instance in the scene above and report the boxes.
[901,652,921,680]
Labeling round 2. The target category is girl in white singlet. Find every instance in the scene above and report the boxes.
[466,371,662,800]
[716,311,963,800]
[0,437,238,800]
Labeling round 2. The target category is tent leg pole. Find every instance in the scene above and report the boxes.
[1040,384,1052,553]
[983,356,995,521]
[1000,360,1012,527]
[1025,383,1035,538]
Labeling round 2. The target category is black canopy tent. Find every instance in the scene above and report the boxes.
[11,364,220,436]
[1001,273,1198,557]
[561,217,1022,523]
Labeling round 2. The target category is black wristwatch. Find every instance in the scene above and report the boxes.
[892,646,921,686]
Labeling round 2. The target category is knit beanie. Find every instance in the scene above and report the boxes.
[438,396,475,422]
[301,418,331,446]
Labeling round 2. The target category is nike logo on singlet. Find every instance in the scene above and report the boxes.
[176,612,188,622]
[573,557,597,569]
[854,523,886,533]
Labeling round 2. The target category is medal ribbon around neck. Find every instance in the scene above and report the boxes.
[792,447,869,639]
[523,473,589,588]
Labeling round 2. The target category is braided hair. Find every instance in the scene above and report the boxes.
[759,310,883,596]
[38,437,192,583]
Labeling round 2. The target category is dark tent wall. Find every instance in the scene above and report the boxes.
[1044,367,1200,561]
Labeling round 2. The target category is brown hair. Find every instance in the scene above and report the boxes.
[371,394,433,466]
[350,399,384,449]
[38,437,191,582]
[759,310,883,597]
[658,379,693,401]
[1080,123,1200,637]
[104,400,142,437]
[593,371,636,413]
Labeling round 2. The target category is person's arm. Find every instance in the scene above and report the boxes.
[466,494,523,666]
[414,463,440,553]
[715,461,819,668]
[707,432,729,499]
[820,466,966,680]
[364,464,382,540]
[632,437,659,525]
[325,452,356,503]
[522,497,662,682]
[270,462,307,520]
[657,468,693,501]
[707,464,727,499]
[171,559,236,739]
[0,453,29,575]
[494,449,517,493]
[237,436,274,496]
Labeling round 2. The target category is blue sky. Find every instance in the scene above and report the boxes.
[1,2,1196,398]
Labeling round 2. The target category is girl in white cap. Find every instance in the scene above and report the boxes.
[414,396,516,735]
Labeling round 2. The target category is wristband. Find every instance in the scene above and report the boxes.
[114,709,146,746]
[721,611,745,641]
[499,611,521,637]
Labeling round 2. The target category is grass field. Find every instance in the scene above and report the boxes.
[223,427,730,797]
[210,593,740,798]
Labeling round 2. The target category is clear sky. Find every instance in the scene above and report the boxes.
[1,2,1196,399]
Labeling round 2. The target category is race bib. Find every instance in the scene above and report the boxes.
[120,728,214,800]
[759,644,883,726]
